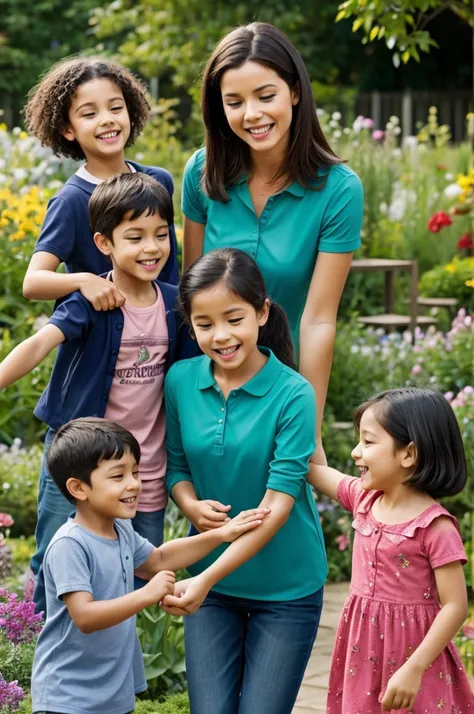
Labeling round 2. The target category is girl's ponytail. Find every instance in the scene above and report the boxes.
[258,301,295,370]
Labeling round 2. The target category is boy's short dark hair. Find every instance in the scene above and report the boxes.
[24,57,150,160]
[88,172,174,240]
[47,418,141,503]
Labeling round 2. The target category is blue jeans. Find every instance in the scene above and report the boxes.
[132,507,165,589]
[31,429,74,614]
[184,587,324,714]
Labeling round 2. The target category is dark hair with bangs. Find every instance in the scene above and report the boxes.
[47,417,141,503]
[201,22,343,202]
[354,388,467,499]
[24,57,150,160]
[178,247,295,369]
[88,172,173,241]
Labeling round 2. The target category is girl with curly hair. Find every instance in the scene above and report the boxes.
[23,56,179,306]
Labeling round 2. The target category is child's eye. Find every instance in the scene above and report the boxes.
[126,236,141,241]
[82,112,95,118]
[228,318,243,324]
[196,323,211,329]
[111,474,124,480]
[157,232,169,241]
[226,101,241,108]
[111,105,124,112]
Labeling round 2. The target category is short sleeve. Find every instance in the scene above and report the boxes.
[48,292,96,342]
[182,151,207,224]
[267,380,316,499]
[336,476,364,513]
[422,515,467,569]
[131,528,154,569]
[34,196,76,264]
[318,171,364,253]
[165,367,194,493]
[46,537,93,598]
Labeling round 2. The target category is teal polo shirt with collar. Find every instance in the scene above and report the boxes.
[165,348,327,601]
[182,147,364,349]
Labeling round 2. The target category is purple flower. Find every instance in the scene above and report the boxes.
[362,118,374,129]
[0,590,43,644]
[0,675,24,712]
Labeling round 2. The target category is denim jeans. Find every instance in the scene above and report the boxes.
[184,586,324,714]
[31,429,74,614]
[131,507,165,589]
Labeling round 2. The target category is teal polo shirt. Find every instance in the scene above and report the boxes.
[165,348,327,601]
[182,148,363,349]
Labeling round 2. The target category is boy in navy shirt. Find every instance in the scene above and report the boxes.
[23,56,179,308]
[0,173,190,612]
[32,417,268,714]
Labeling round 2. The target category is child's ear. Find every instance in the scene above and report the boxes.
[62,125,76,142]
[257,298,270,327]
[66,478,88,502]
[291,82,300,106]
[401,441,417,470]
[94,231,113,256]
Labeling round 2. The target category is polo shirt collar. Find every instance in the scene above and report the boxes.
[233,175,305,198]
[197,347,283,396]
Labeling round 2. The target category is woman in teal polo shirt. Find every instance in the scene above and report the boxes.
[182,22,364,465]
[163,248,326,714]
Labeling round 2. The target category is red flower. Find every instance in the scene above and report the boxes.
[436,163,447,171]
[427,211,452,233]
[457,233,473,250]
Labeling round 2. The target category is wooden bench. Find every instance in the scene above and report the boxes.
[351,258,437,335]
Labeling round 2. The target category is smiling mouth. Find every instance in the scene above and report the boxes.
[137,259,159,266]
[214,345,240,356]
[97,130,120,140]
[246,124,274,136]
[120,496,137,504]
[358,466,368,476]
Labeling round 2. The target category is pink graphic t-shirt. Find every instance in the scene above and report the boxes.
[105,287,168,512]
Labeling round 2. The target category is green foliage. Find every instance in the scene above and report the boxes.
[137,606,186,698]
[419,258,474,311]
[16,693,191,714]
[335,0,474,65]
[0,634,35,691]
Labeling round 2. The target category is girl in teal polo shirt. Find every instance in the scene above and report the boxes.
[182,22,364,466]
[163,248,327,714]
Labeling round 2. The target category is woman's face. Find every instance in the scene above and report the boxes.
[220,61,299,158]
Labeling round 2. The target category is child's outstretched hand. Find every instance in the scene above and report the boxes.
[219,508,271,542]
[380,662,421,711]
[144,570,176,604]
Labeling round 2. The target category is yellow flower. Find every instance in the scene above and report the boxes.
[466,279,474,288]
[445,263,456,273]
[19,131,28,140]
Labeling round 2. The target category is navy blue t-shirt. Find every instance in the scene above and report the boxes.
[33,161,179,285]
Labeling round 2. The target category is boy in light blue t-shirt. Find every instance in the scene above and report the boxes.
[31,417,269,714]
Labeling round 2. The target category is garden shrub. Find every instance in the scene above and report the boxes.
[419,257,474,311]
[0,443,42,538]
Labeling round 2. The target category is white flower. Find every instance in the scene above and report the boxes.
[386,121,394,131]
[0,158,5,169]
[389,115,400,125]
[402,136,418,148]
[135,152,145,161]
[12,168,27,181]
[350,345,360,354]
[393,126,401,135]
[0,173,7,185]
[343,127,351,135]
[352,115,364,134]
[379,202,388,214]
[316,108,325,117]
[331,111,342,121]
[329,120,339,128]
[388,197,406,221]
[444,183,462,199]
[392,148,402,158]
[3,482,10,489]
[12,127,22,136]
[444,172,454,181]
[333,130,342,138]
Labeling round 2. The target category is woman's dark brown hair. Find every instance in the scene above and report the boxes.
[24,57,150,161]
[201,22,343,202]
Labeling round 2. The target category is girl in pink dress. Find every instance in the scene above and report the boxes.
[309,387,474,713]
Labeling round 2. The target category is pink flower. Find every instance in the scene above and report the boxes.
[444,391,454,402]
[362,118,374,129]
[336,534,349,551]
[0,513,13,528]
[372,129,384,141]
[411,364,422,375]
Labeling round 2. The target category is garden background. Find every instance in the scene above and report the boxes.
[0,0,473,711]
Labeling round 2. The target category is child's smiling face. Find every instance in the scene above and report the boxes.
[62,78,131,161]
[190,280,269,375]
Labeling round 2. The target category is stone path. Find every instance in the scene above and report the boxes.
[293,582,349,714]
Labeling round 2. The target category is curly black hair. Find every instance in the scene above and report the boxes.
[24,56,150,160]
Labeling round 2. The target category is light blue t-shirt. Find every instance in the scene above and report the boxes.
[31,518,154,714]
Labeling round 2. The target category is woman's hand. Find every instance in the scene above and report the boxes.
[161,576,210,616]
[188,500,231,532]
[380,662,422,711]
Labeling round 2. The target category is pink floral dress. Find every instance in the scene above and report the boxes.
[326,477,474,714]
